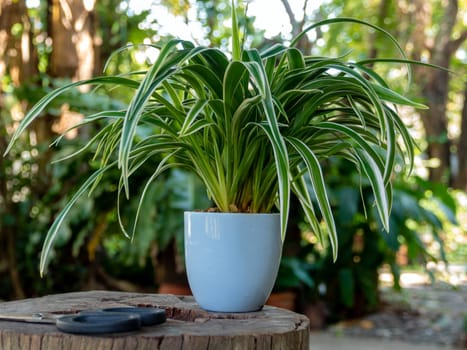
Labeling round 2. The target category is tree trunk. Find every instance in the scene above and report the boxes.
[407,0,447,183]
[29,0,98,195]
[280,0,313,53]
[419,69,452,184]
[48,0,97,82]
[0,0,38,85]
[0,291,310,349]
[453,83,467,191]
[368,0,391,61]
[405,0,466,185]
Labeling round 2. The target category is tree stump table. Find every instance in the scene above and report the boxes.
[0,290,310,349]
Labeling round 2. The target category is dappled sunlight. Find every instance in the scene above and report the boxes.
[379,262,467,288]
[51,104,84,139]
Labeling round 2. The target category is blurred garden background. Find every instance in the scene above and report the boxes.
[0,0,466,335]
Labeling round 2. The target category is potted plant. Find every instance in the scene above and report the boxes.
[5,1,424,312]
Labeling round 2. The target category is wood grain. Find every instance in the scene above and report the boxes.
[0,291,309,350]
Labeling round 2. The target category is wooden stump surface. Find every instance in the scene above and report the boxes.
[0,290,310,350]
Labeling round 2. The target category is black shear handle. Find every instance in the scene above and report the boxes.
[56,307,166,334]
[56,313,141,334]
[100,307,166,326]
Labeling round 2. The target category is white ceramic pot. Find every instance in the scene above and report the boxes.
[184,212,282,312]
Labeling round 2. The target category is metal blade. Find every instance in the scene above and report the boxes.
[0,312,60,324]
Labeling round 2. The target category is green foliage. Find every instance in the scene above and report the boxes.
[274,256,315,292]
[293,158,457,320]
[96,0,158,62]
[0,123,94,298]
[103,168,211,268]
[320,0,399,55]
[5,6,423,275]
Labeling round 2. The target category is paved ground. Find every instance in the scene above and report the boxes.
[308,266,467,349]
[309,332,460,350]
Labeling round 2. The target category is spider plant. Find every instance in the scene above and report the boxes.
[5,1,423,276]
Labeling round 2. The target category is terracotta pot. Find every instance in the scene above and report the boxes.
[266,290,297,310]
[158,283,192,296]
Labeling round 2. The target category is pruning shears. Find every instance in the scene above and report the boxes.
[0,307,166,334]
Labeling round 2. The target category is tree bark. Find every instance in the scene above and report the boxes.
[30,0,98,195]
[406,0,466,185]
[453,83,467,191]
[47,0,97,82]
[368,0,391,61]
[280,0,313,53]
[0,0,38,85]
